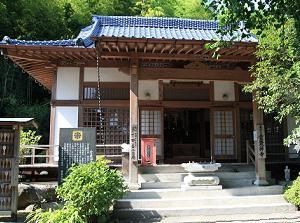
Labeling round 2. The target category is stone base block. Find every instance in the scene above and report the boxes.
[181,184,222,191]
[254,179,269,186]
[183,175,220,186]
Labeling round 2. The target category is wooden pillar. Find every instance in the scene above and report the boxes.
[252,101,268,186]
[129,60,139,189]
[49,106,56,164]
[49,69,57,164]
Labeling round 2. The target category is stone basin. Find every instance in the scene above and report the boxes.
[181,162,221,173]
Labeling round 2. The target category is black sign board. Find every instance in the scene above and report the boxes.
[59,128,96,184]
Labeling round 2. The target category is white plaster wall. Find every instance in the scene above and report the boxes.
[53,106,79,161]
[84,68,130,82]
[138,80,159,100]
[214,81,235,101]
[56,67,80,100]
[286,116,300,158]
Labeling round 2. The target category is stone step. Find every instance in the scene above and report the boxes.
[124,185,284,199]
[138,171,259,183]
[114,203,297,220]
[138,168,274,189]
[139,164,255,174]
[141,182,181,189]
[116,194,286,209]
[118,212,300,223]
[221,179,254,188]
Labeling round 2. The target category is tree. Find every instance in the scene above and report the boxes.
[174,0,212,20]
[131,0,176,17]
[131,0,212,18]
[204,0,300,143]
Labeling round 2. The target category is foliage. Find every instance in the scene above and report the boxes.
[131,0,212,18]
[244,20,300,144]
[56,0,135,37]
[204,0,300,143]
[284,175,300,206]
[204,0,300,38]
[19,130,42,164]
[0,95,50,143]
[26,206,85,223]
[57,158,127,218]
[173,0,212,20]
[132,0,176,17]
[26,158,127,222]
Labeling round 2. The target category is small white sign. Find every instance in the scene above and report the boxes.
[253,130,257,141]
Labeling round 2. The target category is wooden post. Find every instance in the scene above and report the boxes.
[129,59,140,189]
[252,101,268,186]
[49,69,57,164]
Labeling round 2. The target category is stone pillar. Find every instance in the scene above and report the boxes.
[129,60,139,189]
[252,101,268,186]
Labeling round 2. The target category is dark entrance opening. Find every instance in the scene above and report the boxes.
[164,109,210,163]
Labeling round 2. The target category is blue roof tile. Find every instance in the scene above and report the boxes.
[0,15,257,48]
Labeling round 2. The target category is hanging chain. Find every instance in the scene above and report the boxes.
[96,51,105,145]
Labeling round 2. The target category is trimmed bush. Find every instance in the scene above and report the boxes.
[57,158,127,218]
[284,175,300,206]
[26,158,127,222]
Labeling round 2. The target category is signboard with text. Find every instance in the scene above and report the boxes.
[58,128,96,184]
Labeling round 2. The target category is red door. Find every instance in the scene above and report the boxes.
[141,138,157,166]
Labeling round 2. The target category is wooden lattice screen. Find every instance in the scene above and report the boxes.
[82,107,129,153]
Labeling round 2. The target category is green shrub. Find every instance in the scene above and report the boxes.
[26,158,127,223]
[26,206,85,223]
[57,158,127,218]
[284,175,300,206]
[20,130,41,164]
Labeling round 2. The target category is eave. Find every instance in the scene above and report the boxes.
[0,38,256,90]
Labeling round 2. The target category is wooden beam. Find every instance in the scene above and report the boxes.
[57,59,130,67]
[138,68,252,82]
[51,100,129,107]
[100,51,254,62]
[9,54,49,62]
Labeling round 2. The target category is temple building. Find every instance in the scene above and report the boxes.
[0,15,299,186]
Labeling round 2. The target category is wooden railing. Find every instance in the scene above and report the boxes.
[246,140,255,165]
[21,144,123,167]
[21,145,57,165]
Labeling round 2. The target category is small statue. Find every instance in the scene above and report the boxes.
[284,166,290,182]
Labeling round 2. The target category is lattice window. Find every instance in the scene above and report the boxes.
[140,110,161,135]
[213,110,235,157]
[83,83,129,100]
[214,111,233,135]
[82,107,129,144]
[140,109,162,156]
[215,138,234,155]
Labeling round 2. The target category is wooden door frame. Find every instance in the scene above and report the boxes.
[210,107,237,160]
[139,107,164,163]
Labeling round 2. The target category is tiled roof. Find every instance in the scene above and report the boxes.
[0,16,257,48]
[1,36,77,46]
